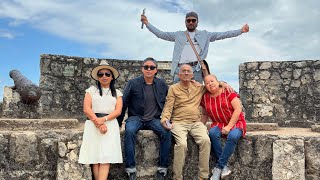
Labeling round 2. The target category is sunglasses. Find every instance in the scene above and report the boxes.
[97,72,111,77]
[186,19,197,23]
[143,65,156,70]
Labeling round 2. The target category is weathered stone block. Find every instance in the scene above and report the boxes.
[247,62,259,70]
[272,138,305,180]
[281,71,292,79]
[259,71,271,79]
[57,137,91,180]
[257,105,274,117]
[9,132,40,170]
[246,123,278,131]
[239,63,246,71]
[260,62,272,69]
[311,125,320,132]
[314,69,320,81]
[270,72,281,79]
[0,134,9,171]
[272,62,281,69]
[293,61,308,68]
[293,69,302,79]
[305,137,320,180]
[301,74,312,85]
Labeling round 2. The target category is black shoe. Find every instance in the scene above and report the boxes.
[156,171,166,180]
[128,172,136,180]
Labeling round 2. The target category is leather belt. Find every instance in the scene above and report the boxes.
[87,113,108,119]
[178,61,198,67]
[95,113,108,117]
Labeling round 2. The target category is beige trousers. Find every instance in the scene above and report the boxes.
[171,121,211,180]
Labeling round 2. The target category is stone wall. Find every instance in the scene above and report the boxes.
[0,119,319,180]
[39,54,172,120]
[0,54,172,120]
[239,60,320,127]
[3,55,320,128]
[1,87,42,118]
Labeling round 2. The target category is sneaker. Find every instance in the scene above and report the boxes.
[210,167,222,180]
[156,171,166,180]
[221,166,231,179]
[127,172,137,180]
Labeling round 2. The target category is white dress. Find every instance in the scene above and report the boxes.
[78,86,123,164]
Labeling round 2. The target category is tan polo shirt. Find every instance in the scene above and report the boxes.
[161,82,206,123]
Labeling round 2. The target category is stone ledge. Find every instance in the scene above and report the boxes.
[311,125,320,133]
[0,119,80,130]
[247,127,320,137]
[0,121,319,179]
[247,123,279,131]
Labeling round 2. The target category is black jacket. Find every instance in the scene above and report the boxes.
[117,75,168,125]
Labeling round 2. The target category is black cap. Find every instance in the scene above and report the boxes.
[185,11,198,20]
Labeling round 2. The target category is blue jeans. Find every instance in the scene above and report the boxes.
[124,116,172,170]
[209,126,242,169]
[173,66,203,83]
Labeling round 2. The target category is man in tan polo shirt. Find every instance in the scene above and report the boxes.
[161,64,210,180]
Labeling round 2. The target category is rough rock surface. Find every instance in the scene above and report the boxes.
[240,60,320,127]
[2,87,42,118]
[272,139,305,180]
[0,119,319,179]
[311,125,320,132]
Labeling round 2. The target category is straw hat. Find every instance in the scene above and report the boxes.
[91,60,120,80]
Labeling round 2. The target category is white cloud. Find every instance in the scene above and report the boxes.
[0,0,319,91]
[0,29,15,39]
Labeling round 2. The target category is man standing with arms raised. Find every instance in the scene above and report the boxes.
[141,11,249,83]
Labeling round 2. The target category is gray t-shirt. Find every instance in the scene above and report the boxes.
[142,84,160,121]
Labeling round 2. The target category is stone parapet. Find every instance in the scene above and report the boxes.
[1,86,42,119]
[1,54,173,120]
[311,125,320,133]
[246,122,279,131]
[0,118,79,131]
[0,119,319,179]
[38,54,172,121]
[239,60,320,127]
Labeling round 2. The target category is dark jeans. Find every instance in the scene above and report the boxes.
[124,116,172,169]
[209,126,242,169]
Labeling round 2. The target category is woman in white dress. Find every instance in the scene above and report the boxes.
[78,61,123,180]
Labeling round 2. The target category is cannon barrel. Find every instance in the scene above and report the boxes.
[9,70,42,104]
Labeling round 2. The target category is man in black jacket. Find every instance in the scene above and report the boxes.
[118,57,172,180]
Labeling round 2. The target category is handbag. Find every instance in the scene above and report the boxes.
[184,31,210,77]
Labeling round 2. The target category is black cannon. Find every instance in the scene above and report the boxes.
[9,70,42,104]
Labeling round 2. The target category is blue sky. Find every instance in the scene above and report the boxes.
[1,0,319,101]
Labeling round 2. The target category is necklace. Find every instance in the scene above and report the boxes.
[102,88,110,96]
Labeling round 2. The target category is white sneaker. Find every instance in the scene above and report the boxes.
[221,166,231,179]
[210,167,222,180]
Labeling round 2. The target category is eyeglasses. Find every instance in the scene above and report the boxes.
[143,65,157,70]
[186,19,197,23]
[97,72,111,77]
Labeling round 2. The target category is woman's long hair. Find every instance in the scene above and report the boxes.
[96,70,117,97]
